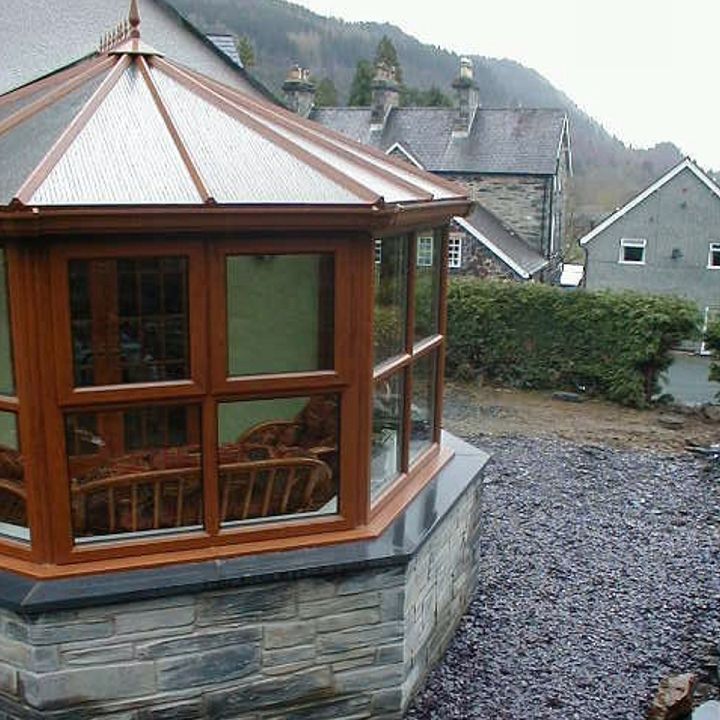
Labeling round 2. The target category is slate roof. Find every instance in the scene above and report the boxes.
[454,205,548,279]
[311,107,568,175]
[207,35,243,68]
[0,0,269,100]
[0,43,467,209]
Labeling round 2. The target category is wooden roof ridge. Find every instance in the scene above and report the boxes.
[136,57,213,205]
[172,63,464,201]
[13,56,131,207]
[0,56,115,139]
[150,57,382,205]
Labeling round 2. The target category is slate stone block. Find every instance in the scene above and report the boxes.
[137,627,260,659]
[264,621,315,649]
[62,644,134,667]
[263,644,315,668]
[157,644,259,691]
[206,668,334,717]
[315,607,380,634]
[115,606,195,635]
[197,584,295,625]
[28,621,114,646]
[0,664,17,696]
[136,699,206,720]
[298,592,378,620]
[20,663,156,710]
[317,622,403,655]
[335,664,403,693]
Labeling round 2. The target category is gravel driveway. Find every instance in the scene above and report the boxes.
[405,435,720,719]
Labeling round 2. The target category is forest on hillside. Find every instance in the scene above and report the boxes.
[168,0,694,238]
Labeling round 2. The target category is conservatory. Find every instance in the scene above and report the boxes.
[0,6,488,717]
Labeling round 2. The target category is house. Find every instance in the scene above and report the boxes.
[0,2,488,718]
[287,58,572,282]
[579,157,720,338]
[0,0,273,101]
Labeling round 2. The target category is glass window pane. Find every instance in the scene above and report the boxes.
[371,372,404,501]
[414,229,441,342]
[374,237,408,364]
[0,412,27,541]
[0,249,14,395]
[409,352,438,464]
[226,254,334,376]
[69,257,190,387]
[217,395,339,525]
[65,404,202,541]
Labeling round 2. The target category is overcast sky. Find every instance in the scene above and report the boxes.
[291,0,719,171]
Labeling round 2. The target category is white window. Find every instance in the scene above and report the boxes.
[416,235,434,267]
[708,242,720,269]
[374,239,382,265]
[448,234,463,269]
[619,238,646,264]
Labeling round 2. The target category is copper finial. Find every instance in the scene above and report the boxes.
[129,0,141,38]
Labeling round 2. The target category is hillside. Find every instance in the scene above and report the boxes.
[167,0,687,239]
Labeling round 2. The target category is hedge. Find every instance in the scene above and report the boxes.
[446,279,701,407]
[706,318,720,394]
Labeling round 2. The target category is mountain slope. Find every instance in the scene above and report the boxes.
[167,0,686,237]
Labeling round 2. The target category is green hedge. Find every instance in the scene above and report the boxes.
[446,279,701,407]
[706,318,720,392]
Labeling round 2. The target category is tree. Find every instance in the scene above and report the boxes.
[400,85,452,107]
[348,60,374,106]
[236,35,255,68]
[374,35,402,82]
[315,77,338,107]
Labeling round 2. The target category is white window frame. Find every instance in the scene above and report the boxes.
[416,235,434,267]
[374,239,382,265]
[448,234,463,269]
[708,242,720,269]
[619,238,646,265]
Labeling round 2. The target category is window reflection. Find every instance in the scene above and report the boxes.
[65,404,202,540]
[374,237,408,364]
[414,230,441,342]
[226,254,334,376]
[410,352,437,463]
[69,257,190,387]
[217,395,339,524]
[0,412,26,541]
[371,372,404,501]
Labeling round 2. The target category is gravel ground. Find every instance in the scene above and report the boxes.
[405,435,720,720]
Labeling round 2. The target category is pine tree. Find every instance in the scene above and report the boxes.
[348,60,374,106]
[374,35,402,82]
[315,78,339,107]
[236,36,255,68]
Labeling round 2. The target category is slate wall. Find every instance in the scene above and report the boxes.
[0,482,482,719]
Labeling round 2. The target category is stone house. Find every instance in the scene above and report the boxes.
[286,58,572,282]
[579,157,720,341]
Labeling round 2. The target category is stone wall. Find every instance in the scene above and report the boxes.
[445,173,552,256]
[0,481,482,719]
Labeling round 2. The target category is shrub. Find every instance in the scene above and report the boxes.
[705,318,720,394]
[446,279,701,407]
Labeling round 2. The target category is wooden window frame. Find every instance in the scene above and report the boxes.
[369,228,450,522]
[33,234,366,567]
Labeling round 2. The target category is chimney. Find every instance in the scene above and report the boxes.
[452,57,480,135]
[371,62,399,129]
[282,65,316,117]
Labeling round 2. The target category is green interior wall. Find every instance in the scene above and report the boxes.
[0,250,14,395]
[218,397,308,445]
[226,255,323,376]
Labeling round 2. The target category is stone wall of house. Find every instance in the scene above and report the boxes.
[445,173,552,256]
[0,481,482,719]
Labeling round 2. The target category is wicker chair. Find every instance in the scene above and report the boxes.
[219,455,333,523]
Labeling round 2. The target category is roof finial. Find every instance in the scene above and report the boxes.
[129,0,141,38]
